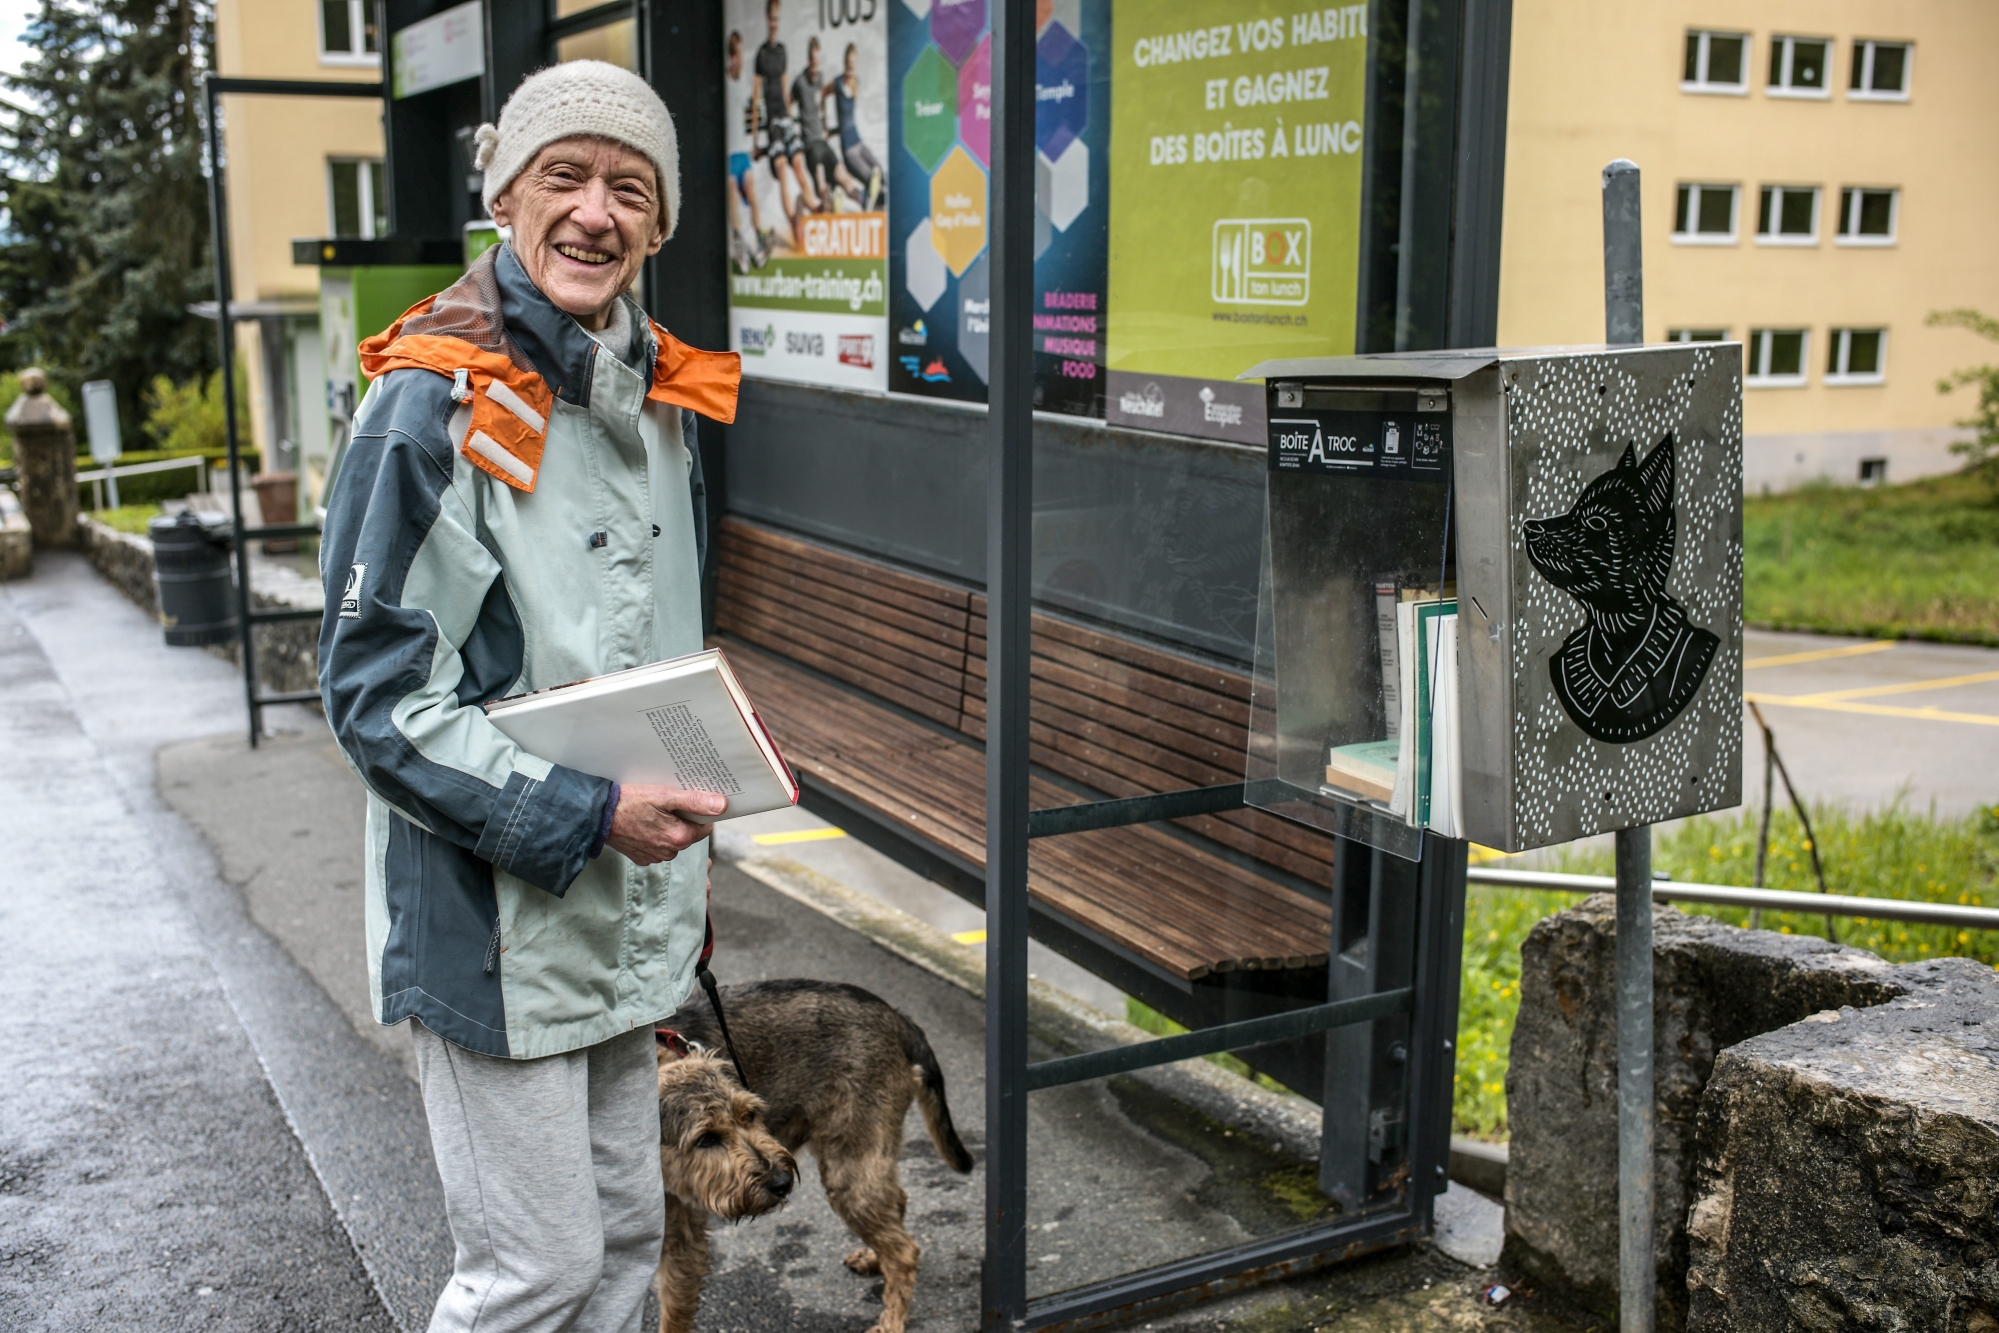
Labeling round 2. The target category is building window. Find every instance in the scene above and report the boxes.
[320,0,379,60]
[1756,186,1820,245]
[1745,329,1808,386]
[329,159,387,239]
[1836,188,1899,245]
[1858,457,1888,485]
[1682,30,1748,93]
[1850,40,1912,99]
[1826,328,1886,385]
[1768,36,1831,97]
[1667,328,1729,343]
[1673,184,1739,244]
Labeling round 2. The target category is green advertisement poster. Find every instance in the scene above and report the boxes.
[1104,2,1367,444]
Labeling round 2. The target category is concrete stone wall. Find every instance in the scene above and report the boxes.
[77,515,322,699]
[1503,896,1912,1330]
[1686,958,1999,1332]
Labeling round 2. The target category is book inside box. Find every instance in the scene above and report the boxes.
[1247,386,1458,861]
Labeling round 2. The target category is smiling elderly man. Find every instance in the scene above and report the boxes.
[317,61,740,1332]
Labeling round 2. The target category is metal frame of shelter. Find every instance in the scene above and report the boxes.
[200,0,1518,1322]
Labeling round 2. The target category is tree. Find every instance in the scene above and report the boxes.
[1928,308,1999,477]
[0,0,215,440]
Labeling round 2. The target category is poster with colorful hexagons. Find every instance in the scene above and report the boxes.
[886,0,1110,413]
[723,0,891,391]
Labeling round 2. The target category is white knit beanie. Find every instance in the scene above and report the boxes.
[474,61,681,239]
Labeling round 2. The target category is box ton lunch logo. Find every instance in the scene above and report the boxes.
[1212,217,1310,305]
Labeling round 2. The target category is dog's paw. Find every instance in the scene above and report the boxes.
[843,1246,881,1276]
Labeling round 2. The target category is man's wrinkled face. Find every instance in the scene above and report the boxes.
[490,136,664,330]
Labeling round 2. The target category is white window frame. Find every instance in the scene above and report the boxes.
[1826,328,1887,386]
[1835,187,1900,247]
[1755,185,1821,246]
[1673,183,1740,246]
[1667,328,1729,344]
[319,0,380,65]
[1767,35,1833,99]
[1849,39,1913,102]
[1682,29,1750,95]
[1745,328,1810,388]
[327,158,386,240]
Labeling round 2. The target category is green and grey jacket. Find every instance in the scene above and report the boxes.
[318,243,741,1059]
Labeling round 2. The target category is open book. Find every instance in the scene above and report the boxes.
[483,648,799,819]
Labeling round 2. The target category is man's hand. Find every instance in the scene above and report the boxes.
[605,785,727,866]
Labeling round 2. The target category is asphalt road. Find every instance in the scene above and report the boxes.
[0,558,392,1331]
[1742,628,1999,816]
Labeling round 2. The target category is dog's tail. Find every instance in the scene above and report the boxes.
[899,1014,975,1173]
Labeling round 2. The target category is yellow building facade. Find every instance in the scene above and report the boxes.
[213,0,386,478]
[1499,1,1999,490]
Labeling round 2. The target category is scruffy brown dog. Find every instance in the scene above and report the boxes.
[653,979,974,1333]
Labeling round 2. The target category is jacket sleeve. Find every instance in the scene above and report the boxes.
[318,369,611,897]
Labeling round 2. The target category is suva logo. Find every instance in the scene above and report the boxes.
[1117,381,1166,418]
[1212,217,1311,306]
[739,324,777,356]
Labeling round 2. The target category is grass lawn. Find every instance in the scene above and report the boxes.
[90,503,165,535]
[1453,801,1999,1139]
[1744,468,1999,644]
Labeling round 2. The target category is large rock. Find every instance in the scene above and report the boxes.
[1503,896,1908,1330]
[1685,957,1999,1332]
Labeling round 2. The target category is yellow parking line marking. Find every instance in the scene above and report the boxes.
[1784,669,1999,705]
[951,929,987,945]
[1744,640,1895,670]
[750,827,849,846]
[1745,693,1999,727]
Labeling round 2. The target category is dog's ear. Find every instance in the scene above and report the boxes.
[1615,440,1638,472]
[1637,432,1675,515]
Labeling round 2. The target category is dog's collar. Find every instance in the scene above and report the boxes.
[655,1027,700,1059]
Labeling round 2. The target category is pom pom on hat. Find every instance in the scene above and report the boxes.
[476,61,680,238]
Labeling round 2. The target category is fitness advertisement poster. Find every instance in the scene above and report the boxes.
[723,0,890,392]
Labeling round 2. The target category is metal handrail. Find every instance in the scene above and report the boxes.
[76,454,210,511]
[1469,865,1999,931]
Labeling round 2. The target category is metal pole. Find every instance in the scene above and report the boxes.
[1602,156,1653,1333]
[202,76,260,748]
[981,0,1036,1327]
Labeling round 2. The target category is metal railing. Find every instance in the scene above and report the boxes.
[1469,865,1999,932]
[76,454,211,512]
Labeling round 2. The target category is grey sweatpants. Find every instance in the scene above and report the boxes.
[413,1022,665,1333]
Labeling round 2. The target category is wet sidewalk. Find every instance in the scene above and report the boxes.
[3,551,1539,1332]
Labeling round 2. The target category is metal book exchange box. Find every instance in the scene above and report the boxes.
[1244,345,1746,857]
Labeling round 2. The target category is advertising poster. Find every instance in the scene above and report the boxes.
[885,0,1110,414]
[723,0,891,391]
[1104,1,1367,444]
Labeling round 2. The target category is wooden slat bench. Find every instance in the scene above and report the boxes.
[715,516,1341,1091]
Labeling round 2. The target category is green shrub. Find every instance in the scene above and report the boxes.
[144,372,226,455]
[89,504,165,535]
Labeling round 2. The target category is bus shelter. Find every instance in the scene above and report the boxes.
[206,0,1517,1323]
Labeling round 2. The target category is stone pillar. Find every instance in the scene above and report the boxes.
[1502,897,1909,1331]
[7,368,77,549]
[1685,959,1999,1331]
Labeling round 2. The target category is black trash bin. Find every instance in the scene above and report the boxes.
[149,511,237,646]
